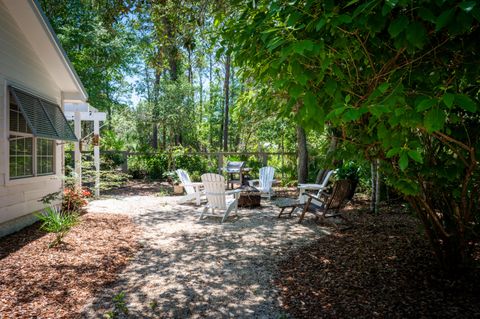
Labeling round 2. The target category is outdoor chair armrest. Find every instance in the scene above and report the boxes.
[226,189,242,199]
[183,182,203,189]
[298,184,327,190]
[304,191,330,201]
[248,179,260,186]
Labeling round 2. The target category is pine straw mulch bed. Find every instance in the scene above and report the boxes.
[0,213,139,318]
[275,203,480,319]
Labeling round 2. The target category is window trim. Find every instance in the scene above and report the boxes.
[6,84,57,182]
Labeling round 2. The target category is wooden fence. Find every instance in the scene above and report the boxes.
[67,150,297,176]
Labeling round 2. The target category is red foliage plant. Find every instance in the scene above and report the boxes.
[62,187,90,213]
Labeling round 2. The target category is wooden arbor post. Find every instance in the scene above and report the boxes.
[65,103,106,197]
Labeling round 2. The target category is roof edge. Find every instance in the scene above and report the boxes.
[31,0,88,102]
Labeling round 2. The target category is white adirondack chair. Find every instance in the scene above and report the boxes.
[298,169,335,204]
[176,169,203,205]
[200,173,241,223]
[248,166,275,199]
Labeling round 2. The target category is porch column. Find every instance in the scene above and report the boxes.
[93,119,100,197]
[74,111,82,188]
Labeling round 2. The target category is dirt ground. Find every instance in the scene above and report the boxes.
[0,213,138,318]
[3,181,477,318]
[81,191,328,318]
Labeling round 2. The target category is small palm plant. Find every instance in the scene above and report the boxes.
[35,206,79,248]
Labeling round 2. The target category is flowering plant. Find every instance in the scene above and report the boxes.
[62,187,90,213]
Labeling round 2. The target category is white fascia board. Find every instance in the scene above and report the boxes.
[64,103,99,113]
[3,0,88,101]
[64,112,107,122]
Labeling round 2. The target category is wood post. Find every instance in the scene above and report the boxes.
[74,111,82,188]
[217,153,223,174]
[121,151,129,173]
[93,119,100,197]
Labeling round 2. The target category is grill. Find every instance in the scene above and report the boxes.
[224,161,245,173]
[224,161,249,189]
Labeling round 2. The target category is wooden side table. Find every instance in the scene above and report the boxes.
[274,198,302,218]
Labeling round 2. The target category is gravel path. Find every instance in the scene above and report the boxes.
[81,194,330,318]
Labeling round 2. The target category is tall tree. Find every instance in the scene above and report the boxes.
[296,125,308,183]
[223,54,231,151]
[222,0,480,271]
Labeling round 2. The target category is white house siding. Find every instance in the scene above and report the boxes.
[0,1,65,237]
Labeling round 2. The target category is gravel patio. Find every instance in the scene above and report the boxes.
[81,193,329,318]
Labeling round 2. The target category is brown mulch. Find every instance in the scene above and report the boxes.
[275,203,480,319]
[0,213,139,318]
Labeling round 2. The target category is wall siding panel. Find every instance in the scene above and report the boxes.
[0,2,64,235]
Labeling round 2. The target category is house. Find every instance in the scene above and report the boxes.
[0,0,87,237]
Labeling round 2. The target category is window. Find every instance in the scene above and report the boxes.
[9,135,33,179]
[8,90,55,179]
[37,139,54,175]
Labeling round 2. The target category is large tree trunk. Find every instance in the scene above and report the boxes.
[199,65,203,123]
[370,159,381,214]
[297,125,308,183]
[187,46,193,85]
[152,70,161,150]
[316,133,338,183]
[223,54,231,151]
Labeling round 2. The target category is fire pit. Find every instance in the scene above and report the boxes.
[238,186,261,208]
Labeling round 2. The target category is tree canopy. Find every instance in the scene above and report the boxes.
[38,0,480,271]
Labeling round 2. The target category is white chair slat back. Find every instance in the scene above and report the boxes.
[201,173,227,210]
[177,169,194,194]
[316,169,334,196]
[259,166,275,190]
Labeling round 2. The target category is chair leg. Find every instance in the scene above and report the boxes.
[298,198,312,223]
[195,191,201,205]
[299,188,305,204]
[222,205,233,223]
[200,206,208,220]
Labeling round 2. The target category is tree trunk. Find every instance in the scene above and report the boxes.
[152,70,161,150]
[223,54,231,151]
[370,160,377,213]
[316,134,338,183]
[297,125,308,183]
[162,125,166,150]
[369,159,381,213]
[187,47,193,85]
[375,159,381,212]
[199,65,203,123]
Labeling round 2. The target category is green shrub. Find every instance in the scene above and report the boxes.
[35,206,79,248]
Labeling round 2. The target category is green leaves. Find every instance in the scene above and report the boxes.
[325,78,337,97]
[399,152,409,170]
[424,108,446,132]
[406,21,427,49]
[407,149,423,163]
[454,94,477,112]
[436,8,455,31]
[442,93,455,108]
[289,84,304,99]
[388,16,408,38]
[416,98,437,112]
[292,40,315,54]
[459,1,477,12]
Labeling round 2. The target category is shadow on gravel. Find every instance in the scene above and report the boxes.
[82,200,328,318]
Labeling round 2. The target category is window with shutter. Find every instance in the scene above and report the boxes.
[7,86,75,179]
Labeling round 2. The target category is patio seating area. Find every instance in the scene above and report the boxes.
[81,190,330,317]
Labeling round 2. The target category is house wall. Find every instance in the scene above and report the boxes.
[0,1,64,237]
